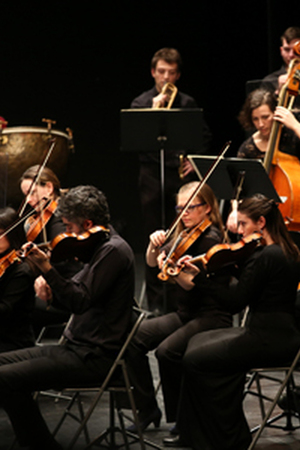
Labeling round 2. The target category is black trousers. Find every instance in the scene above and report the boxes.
[127,310,232,422]
[178,312,300,450]
[0,343,114,447]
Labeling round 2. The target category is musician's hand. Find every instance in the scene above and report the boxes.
[226,210,238,234]
[181,159,195,177]
[274,106,300,138]
[152,93,168,108]
[177,255,200,277]
[34,275,53,303]
[157,250,167,269]
[276,73,288,95]
[22,242,52,273]
[146,230,166,267]
[226,199,238,234]
[149,230,166,248]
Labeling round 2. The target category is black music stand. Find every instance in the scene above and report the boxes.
[120,108,203,228]
[188,155,281,202]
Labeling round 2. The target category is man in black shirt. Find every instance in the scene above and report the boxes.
[0,185,135,450]
[262,26,300,92]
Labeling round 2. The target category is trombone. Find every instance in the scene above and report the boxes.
[155,82,178,109]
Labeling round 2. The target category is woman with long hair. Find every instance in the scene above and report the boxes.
[167,194,300,450]
[127,182,232,433]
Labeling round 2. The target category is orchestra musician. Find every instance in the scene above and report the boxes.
[130,47,213,315]
[20,165,65,244]
[0,207,37,352]
[262,26,300,94]
[164,194,300,450]
[19,165,81,335]
[127,182,232,434]
[0,185,135,450]
[227,88,300,234]
[237,88,300,160]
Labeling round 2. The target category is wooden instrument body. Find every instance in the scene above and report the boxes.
[264,55,300,231]
[270,150,300,231]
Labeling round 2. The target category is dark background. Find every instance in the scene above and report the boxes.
[0,0,299,252]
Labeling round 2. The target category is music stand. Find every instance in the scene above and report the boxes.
[120,108,203,228]
[188,155,281,202]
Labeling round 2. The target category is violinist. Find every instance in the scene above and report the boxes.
[20,165,82,335]
[0,207,36,352]
[166,194,300,450]
[20,165,64,244]
[127,182,232,434]
[0,185,135,450]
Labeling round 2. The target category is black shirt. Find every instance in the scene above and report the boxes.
[44,226,135,353]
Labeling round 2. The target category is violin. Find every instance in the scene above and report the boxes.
[25,199,58,242]
[0,249,21,278]
[157,218,212,281]
[164,232,262,278]
[22,225,110,263]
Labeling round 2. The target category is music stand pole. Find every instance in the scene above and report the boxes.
[157,136,167,229]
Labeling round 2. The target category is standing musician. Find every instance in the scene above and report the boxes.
[0,207,36,352]
[165,194,300,450]
[262,26,300,94]
[0,185,135,450]
[127,182,232,434]
[131,47,213,314]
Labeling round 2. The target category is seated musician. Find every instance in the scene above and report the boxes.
[237,88,300,160]
[20,165,64,244]
[0,207,37,352]
[165,194,300,449]
[20,165,81,336]
[0,185,135,450]
[227,88,300,234]
[127,181,232,434]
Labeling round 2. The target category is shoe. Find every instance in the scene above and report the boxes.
[163,435,189,447]
[127,406,162,433]
[169,424,179,435]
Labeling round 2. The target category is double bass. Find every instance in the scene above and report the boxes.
[264,42,300,231]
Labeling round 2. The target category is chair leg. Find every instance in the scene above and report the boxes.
[248,351,300,450]
[52,391,90,444]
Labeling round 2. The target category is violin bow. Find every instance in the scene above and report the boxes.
[164,141,231,241]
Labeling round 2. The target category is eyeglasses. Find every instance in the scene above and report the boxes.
[175,202,206,214]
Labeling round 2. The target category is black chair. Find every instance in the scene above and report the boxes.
[52,311,150,450]
[244,347,300,449]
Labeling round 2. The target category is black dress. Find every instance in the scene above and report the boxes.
[177,244,300,450]
[0,259,35,352]
[128,225,232,422]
